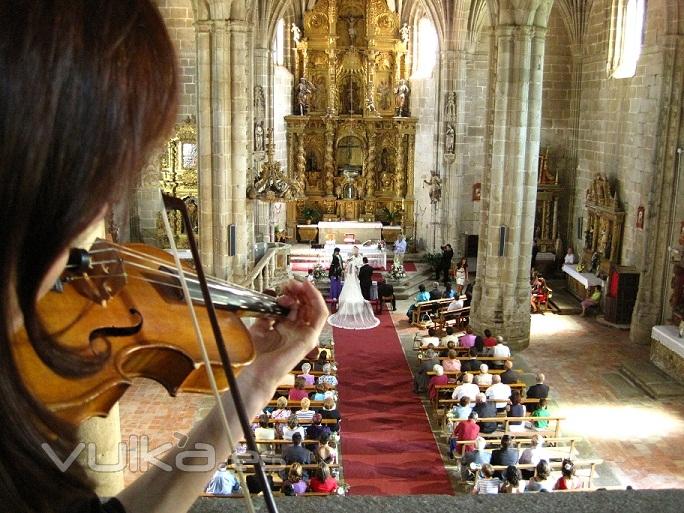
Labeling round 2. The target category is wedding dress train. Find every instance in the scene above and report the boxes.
[327,255,380,330]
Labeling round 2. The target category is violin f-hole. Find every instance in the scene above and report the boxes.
[88,308,143,359]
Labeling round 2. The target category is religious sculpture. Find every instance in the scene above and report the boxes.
[366,82,377,114]
[424,170,442,204]
[445,92,456,120]
[395,79,410,117]
[291,23,302,44]
[296,77,316,115]
[254,121,264,151]
[400,23,410,44]
[445,124,455,154]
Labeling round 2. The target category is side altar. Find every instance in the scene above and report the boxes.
[284,0,416,242]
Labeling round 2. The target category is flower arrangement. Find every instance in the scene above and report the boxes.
[377,240,386,251]
[388,263,407,280]
[312,263,326,280]
[576,262,585,272]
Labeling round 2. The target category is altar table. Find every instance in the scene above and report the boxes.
[318,221,383,244]
[562,264,604,301]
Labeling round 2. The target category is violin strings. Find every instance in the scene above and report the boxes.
[89,240,235,288]
[155,196,258,513]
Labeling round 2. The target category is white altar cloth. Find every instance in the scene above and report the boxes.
[318,221,383,244]
[562,264,603,288]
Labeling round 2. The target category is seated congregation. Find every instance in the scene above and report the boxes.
[203,345,344,497]
[412,321,602,494]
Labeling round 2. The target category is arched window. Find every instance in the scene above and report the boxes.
[411,17,438,80]
[273,18,285,66]
[608,0,646,78]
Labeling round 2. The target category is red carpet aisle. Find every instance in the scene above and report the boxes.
[333,311,452,495]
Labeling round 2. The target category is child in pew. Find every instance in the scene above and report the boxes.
[500,465,522,493]
[524,460,553,492]
[471,463,501,495]
[530,397,551,430]
[284,463,308,495]
[553,459,584,490]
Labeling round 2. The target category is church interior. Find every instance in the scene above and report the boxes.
[74,0,684,508]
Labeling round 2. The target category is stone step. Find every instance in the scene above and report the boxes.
[619,361,684,399]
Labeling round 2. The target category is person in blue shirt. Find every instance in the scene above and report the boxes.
[406,284,430,321]
[205,464,240,495]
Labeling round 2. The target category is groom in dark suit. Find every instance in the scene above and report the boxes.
[358,257,374,300]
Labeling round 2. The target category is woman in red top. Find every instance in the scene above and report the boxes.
[553,459,584,490]
[288,377,309,401]
[309,462,338,493]
[428,364,449,401]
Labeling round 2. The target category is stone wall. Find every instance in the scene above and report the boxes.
[411,72,439,251]
[156,0,197,122]
[459,31,490,253]
[573,0,667,267]
[540,4,574,245]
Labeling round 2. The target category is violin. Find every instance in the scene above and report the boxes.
[12,239,288,425]
[15,194,291,513]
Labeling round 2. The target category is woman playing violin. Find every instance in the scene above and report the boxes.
[0,2,328,513]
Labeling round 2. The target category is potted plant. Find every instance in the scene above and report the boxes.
[302,205,321,224]
[380,207,402,226]
[421,251,442,274]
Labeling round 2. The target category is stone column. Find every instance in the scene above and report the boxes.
[229,21,250,279]
[77,404,124,496]
[470,1,553,349]
[197,18,251,280]
[630,35,684,343]
[197,21,215,273]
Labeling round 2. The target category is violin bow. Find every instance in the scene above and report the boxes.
[159,192,279,513]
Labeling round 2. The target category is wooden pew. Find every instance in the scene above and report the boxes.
[431,382,526,410]
[448,415,565,439]
[433,307,470,331]
[453,436,581,460]
[411,298,454,327]
[484,459,603,489]
[436,398,540,433]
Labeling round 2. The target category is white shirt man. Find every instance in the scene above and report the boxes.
[452,374,480,402]
[475,364,493,386]
[485,375,511,409]
[420,335,441,347]
[394,236,407,266]
[492,336,511,359]
[447,297,465,311]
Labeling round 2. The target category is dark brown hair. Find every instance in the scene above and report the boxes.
[0,1,178,511]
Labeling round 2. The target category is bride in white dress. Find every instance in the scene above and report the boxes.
[327,246,380,330]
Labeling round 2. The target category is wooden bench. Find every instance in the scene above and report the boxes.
[432,382,526,410]
[482,459,603,489]
[434,307,470,331]
[448,415,565,439]
[453,436,581,460]
[411,298,454,327]
[253,417,339,426]
[436,398,540,433]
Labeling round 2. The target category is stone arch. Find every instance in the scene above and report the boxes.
[403,0,446,47]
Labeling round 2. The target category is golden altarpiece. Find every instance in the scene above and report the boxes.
[581,174,625,274]
[534,149,562,253]
[156,117,199,248]
[285,0,417,242]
